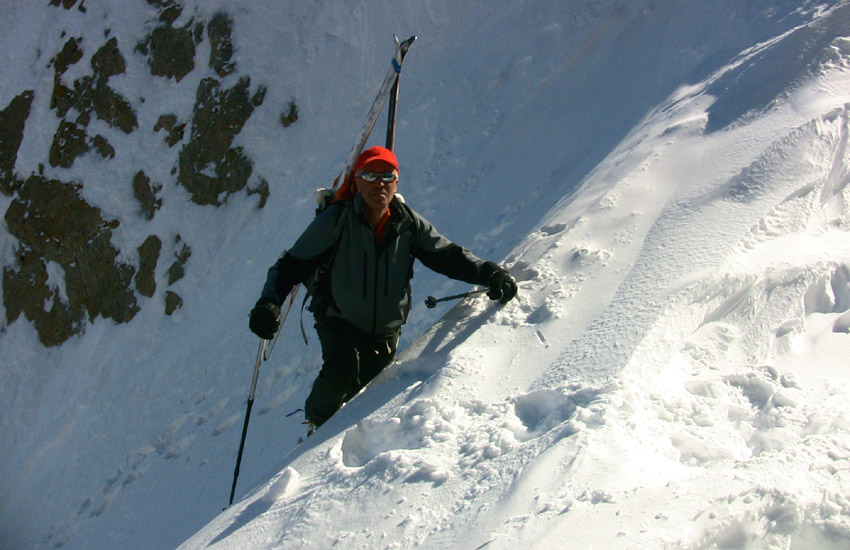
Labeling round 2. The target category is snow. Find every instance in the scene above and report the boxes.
[2,1,850,549]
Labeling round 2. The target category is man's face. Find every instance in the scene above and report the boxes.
[355,160,398,214]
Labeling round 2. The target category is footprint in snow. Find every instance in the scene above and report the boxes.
[340,399,453,468]
[512,385,604,441]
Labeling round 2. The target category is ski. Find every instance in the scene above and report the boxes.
[262,282,299,361]
[332,34,416,191]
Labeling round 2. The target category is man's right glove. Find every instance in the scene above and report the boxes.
[249,300,281,340]
[481,261,518,304]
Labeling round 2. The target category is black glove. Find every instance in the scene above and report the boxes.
[249,300,281,339]
[481,261,518,304]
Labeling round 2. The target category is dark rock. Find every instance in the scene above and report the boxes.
[167,236,191,285]
[247,178,270,209]
[154,114,186,146]
[0,90,34,195]
[159,5,182,25]
[53,37,83,75]
[92,134,115,159]
[165,291,183,315]
[2,253,79,347]
[281,101,298,128]
[49,37,137,167]
[177,77,264,205]
[51,74,91,119]
[136,235,162,298]
[50,0,85,11]
[90,81,137,133]
[3,175,140,346]
[91,37,126,79]
[208,12,236,77]
[49,120,89,168]
[139,22,197,82]
[143,0,183,25]
[132,170,163,220]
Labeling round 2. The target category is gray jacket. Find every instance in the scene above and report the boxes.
[260,194,493,335]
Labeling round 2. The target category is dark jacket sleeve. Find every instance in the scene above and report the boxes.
[256,205,341,306]
[257,252,329,306]
[408,207,488,285]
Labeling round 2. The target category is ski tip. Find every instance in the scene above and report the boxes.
[401,35,417,50]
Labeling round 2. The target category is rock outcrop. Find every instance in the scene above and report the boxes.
[1,4,295,345]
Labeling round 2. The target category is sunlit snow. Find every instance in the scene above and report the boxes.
[2,1,850,550]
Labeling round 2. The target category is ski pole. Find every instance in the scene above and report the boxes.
[424,288,488,308]
[228,339,265,506]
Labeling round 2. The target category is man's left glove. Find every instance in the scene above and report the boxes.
[481,261,518,304]
[249,300,281,340]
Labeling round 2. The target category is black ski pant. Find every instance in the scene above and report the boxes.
[304,315,399,426]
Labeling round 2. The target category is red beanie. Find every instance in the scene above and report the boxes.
[333,146,399,202]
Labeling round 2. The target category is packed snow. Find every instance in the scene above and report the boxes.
[2,1,850,549]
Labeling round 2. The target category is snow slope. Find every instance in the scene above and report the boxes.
[2,1,850,549]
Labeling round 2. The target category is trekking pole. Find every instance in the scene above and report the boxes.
[228,339,265,506]
[425,288,488,308]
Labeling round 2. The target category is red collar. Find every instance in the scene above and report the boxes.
[374,208,391,243]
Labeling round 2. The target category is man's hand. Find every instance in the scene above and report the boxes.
[482,262,518,304]
[249,301,281,339]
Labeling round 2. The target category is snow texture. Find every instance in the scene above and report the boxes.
[2,1,850,549]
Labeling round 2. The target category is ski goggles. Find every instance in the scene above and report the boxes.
[358,171,398,183]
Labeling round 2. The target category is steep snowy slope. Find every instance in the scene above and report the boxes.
[181,3,850,549]
[1,1,849,550]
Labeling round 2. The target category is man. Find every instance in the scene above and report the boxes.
[249,146,517,429]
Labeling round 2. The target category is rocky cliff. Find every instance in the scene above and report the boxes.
[1,0,283,346]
